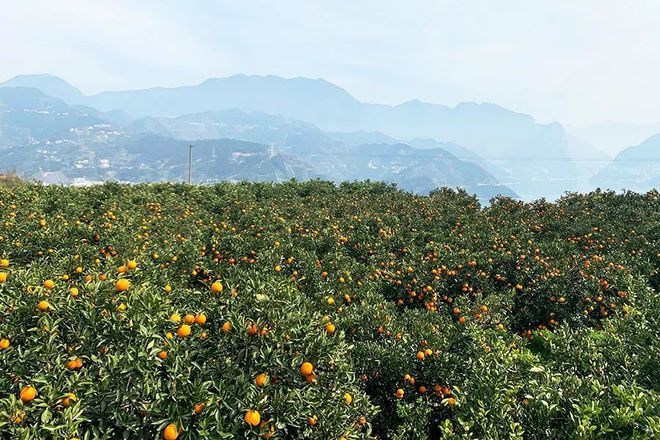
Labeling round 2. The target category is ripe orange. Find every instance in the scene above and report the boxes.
[247,323,259,336]
[395,388,404,399]
[69,287,79,297]
[66,358,83,370]
[177,325,191,338]
[43,279,55,289]
[255,373,268,387]
[222,321,232,333]
[0,338,10,350]
[194,314,206,325]
[0,272,7,283]
[210,281,223,293]
[0,259,9,267]
[325,323,336,334]
[117,265,128,273]
[61,392,77,407]
[300,362,314,376]
[183,314,195,325]
[446,397,457,406]
[163,423,178,440]
[127,260,138,270]
[343,393,353,405]
[244,409,261,426]
[37,300,50,312]
[416,351,425,360]
[307,416,317,426]
[194,402,205,414]
[115,279,130,292]
[19,386,37,403]
[158,351,168,360]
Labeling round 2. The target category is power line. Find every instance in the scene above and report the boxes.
[292,151,660,162]
[188,142,659,162]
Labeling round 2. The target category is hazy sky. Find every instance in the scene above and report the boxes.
[2,0,660,126]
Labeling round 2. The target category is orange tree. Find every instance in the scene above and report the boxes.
[0,181,658,438]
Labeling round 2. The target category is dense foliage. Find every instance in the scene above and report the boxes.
[0,181,658,439]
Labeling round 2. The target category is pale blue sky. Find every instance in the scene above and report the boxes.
[2,0,660,125]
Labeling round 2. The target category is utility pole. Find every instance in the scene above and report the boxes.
[187,144,194,184]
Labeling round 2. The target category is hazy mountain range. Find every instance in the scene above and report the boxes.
[592,134,660,192]
[568,121,660,157]
[0,82,512,200]
[1,73,658,199]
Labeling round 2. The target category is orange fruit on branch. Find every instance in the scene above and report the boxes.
[37,300,50,312]
[115,279,130,292]
[210,281,223,293]
[255,373,268,387]
[300,362,314,376]
[177,325,191,338]
[19,386,37,403]
[244,409,261,426]
[163,423,179,440]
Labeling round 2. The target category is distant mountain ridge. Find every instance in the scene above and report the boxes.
[0,87,103,144]
[1,74,85,104]
[124,107,515,198]
[592,133,660,192]
[569,121,660,157]
[8,73,634,198]
[0,86,515,201]
[12,73,656,198]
